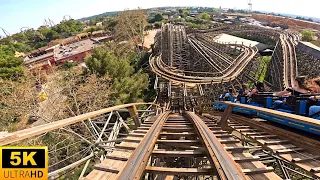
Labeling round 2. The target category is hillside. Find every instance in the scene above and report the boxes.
[252,13,320,31]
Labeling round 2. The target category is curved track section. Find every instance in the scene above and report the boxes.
[152,24,299,89]
[151,24,258,84]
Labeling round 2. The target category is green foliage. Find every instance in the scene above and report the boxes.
[185,17,205,24]
[301,30,315,41]
[149,13,163,23]
[200,13,211,20]
[85,45,149,104]
[0,19,83,51]
[84,26,102,34]
[104,18,117,32]
[112,71,148,104]
[154,14,163,22]
[51,19,83,38]
[145,24,154,31]
[63,60,75,69]
[0,45,24,79]
[252,56,271,83]
[183,10,191,16]
[154,22,162,29]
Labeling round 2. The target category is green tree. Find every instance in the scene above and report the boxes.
[301,30,315,41]
[200,12,211,20]
[105,18,117,32]
[183,10,191,16]
[0,45,24,79]
[154,14,163,22]
[51,19,83,38]
[85,27,97,34]
[85,46,148,104]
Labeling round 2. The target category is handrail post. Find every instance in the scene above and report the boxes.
[219,104,234,130]
[127,105,140,129]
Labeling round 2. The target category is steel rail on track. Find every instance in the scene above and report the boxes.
[115,111,171,179]
[185,111,247,180]
[116,111,247,180]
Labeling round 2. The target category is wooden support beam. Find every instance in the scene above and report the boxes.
[231,125,250,128]
[140,124,153,127]
[225,146,261,152]
[242,167,274,175]
[212,130,229,134]
[114,144,136,150]
[251,135,278,139]
[310,167,320,172]
[243,132,266,136]
[238,129,256,132]
[133,130,148,134]
[163,124,192,127]
[115,111,130,133]
[152,150,205,157]
[104,155,128,161]
[162,127,194,132]
[145,166,215,175]
[157,139,200,145]
[127,133,145,137]
[209,127,222,130]
[138,127,150,130]
[127,105,140,129]
[292,156,320,162]
[219,104,233,130]
[219,139,240,144]
[164,175,174,180]
[122,138,141,143]
[233,156,260,162]
[159,132,196,137]
[215,134,233,138]
[94,165,119,173]
[264,140,289,145]
[276,148,304,154]
[225,146,249,152]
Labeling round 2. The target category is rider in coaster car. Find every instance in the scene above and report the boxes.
[275,76,309,97]
[236,84,250,102]
[274,76,310,109]
[306,77,320,94]
[248,81,264,97]
[307,78,320,117]
[224,88,234,101]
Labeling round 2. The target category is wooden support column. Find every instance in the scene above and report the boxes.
[199,104,204,116]
[127,105,140,129]
[219,104,233,130]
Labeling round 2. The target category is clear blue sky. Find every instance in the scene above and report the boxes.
[0,0,319,35]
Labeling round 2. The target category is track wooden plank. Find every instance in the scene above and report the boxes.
[152,150,205,157]
[145,166,215,175]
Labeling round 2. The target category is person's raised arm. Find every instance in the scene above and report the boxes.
[274,89,290,97]
[309,95,320,101]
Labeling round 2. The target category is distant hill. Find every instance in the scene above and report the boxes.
[78,11,119,21]
[77,7,320,23]
[256,10,320,23]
